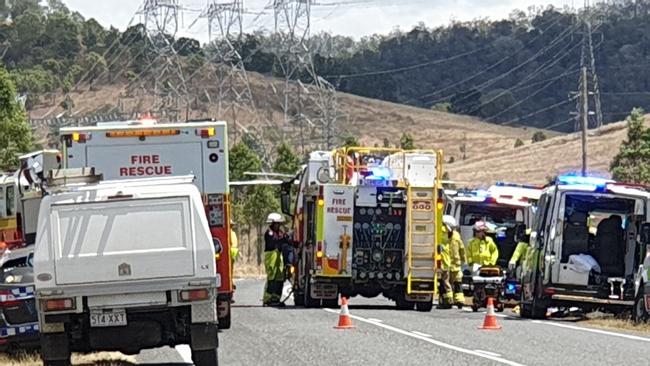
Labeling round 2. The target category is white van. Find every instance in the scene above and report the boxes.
[34,172,220,365]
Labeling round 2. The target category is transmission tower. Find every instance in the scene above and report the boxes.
[201,0,275,166]
[273,0,339,151]
[573,0,603,132]
[137,0,190,119]
[572,0,605,175]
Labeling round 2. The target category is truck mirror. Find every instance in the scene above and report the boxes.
[641,223,650,245]
[213,238,222,254]
[280,191,292,216]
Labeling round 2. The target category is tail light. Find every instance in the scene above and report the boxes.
[196,128,215,138]
[41,298,75,312]
[72,132,90,143]
[316,241,323,269]
[0,290,21,308]
[179,289,210,302]
[436,197,444,211]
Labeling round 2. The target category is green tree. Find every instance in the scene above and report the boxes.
[343,135,359,148]
[431,102,451,113]
[514,138,524,148]
[83,51,108,84]
[610,108,650,183]
[400,133,415,149]
[273,142,300,175]
[0,66,33,170]
[531,131,547,143]
[244,185,280,265]
[229,142,262,181]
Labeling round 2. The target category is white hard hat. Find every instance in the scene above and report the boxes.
[266,212,285,224]
[473,220,488,232]
[443,215,457,231]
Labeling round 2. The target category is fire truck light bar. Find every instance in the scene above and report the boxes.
[105,129,180,138]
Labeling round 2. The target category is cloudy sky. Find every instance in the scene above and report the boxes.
[63,0,578,41]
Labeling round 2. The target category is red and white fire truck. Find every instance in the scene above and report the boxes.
[58,118,234,329]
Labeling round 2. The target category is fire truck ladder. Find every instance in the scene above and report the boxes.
[406,186,437,295]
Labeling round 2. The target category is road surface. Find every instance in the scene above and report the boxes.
[134,278,650,365]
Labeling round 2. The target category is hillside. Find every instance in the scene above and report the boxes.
[446,117,637,186]
[27,70,555,162]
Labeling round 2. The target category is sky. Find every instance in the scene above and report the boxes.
[62,0,578,42]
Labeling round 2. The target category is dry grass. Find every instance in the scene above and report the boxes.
[581,318,650,333]
[447,117,639,186]
[0,352,135,366]
[234,263,264,278]
[27,70,551,162]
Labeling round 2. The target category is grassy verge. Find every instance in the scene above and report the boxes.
[0,352,136,366]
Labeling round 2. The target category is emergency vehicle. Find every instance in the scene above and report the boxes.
[58,119,234,329]
[444,183,539,268]
[521,175,650,320]
[0,175,19,246]
[282,147,444,311]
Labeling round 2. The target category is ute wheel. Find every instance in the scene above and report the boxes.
[192,348,219,366]
[521,296,547,319]
[471,304,479,312]
[415,301,433,312]
[218,308,231,330]
[496,303,505,313]
[293,290,305,307]
[634,286,649,324]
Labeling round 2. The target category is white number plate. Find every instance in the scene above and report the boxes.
[90,309,127,327]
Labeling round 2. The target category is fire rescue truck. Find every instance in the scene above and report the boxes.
[58,119,234,329]
[282,147,444,311]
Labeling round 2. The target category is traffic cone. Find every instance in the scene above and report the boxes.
[478,297,502,330]
[334,297,355,329]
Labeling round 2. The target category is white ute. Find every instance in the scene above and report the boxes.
[33,171,219,366]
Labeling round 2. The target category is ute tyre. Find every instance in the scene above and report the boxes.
[395,297,415,311]
[415,301,433,312]
[218,309,231,330]
[192,348,219,366]
[293,290,305,307]
[633,285,649,324]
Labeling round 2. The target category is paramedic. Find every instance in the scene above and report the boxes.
[467,221,499,267]
[439,215,467,309]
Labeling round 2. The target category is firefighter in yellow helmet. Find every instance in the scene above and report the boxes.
[438,215,466,309]
[466,221,499,267]
[263,213,287,307]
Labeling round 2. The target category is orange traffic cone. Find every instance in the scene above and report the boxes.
[334,297,355,329]
[478,297,502,330]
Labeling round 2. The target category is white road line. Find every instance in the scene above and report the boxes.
[175,344,194,365]
[531,320,650,343]
[411,330,433,338]
[367,318,384,323]
[475,350,503,357]
[323,309,526,366]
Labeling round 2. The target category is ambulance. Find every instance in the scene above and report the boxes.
[58,119,234,329]
[282,147,444,311]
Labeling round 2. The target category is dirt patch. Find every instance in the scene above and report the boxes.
[0,352,136,366]
[234,263,264,278]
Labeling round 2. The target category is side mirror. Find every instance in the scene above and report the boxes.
[280,191,292,216]
[640,223,650,245]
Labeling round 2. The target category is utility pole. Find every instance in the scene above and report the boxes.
[571,0,604,175]
[581,66,588,176]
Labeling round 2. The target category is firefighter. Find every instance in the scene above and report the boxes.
[438,215,466,309]
[230,218,239,270]
[467,221,499,267]
[263,213,287,307]
[508,225,530,275]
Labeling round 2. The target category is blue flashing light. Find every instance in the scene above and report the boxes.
[369,166,391,180]
[557,174,613,190]
[506,282,516,292]
[475,189,489,198]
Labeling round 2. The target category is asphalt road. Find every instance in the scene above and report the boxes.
[134,278,650,366]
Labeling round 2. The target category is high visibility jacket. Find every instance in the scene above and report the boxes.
[509,241,528,265]
[441,231,466,272]
[467,236,499,266]
[230,230,239,261]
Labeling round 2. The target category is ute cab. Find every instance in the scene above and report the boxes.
[520,175,650,319]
